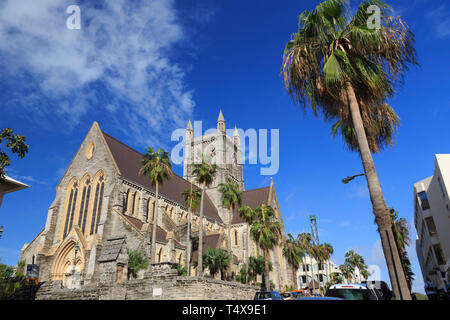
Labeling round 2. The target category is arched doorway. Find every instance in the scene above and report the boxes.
[51,239,85,287]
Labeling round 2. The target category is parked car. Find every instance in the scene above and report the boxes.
[325,283,382,300]
[361,280,393,300]
[297,296,344,300]
[254,291,283,300]
[292,289,309,297]
[281,292,298,300]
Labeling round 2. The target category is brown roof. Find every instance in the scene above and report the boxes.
[231,186,270,224]
[102,131,223,224]
[190,233,221,263]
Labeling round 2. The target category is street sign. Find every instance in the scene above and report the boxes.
[26,264,40,279]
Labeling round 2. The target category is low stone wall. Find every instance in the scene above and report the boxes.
[35,263,258,300]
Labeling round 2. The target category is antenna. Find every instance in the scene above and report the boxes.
[309,215,319,245]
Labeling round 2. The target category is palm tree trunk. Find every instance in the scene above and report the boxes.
[187,208,192,276]
[346,83,411,300]
[302,259,307,289]
[263,249,270,291]
[228,206,232,277]
[292,266,297,290]
[311,259,316,293]
[326,260,330,289]
[198,184,205,276]
[150,183,159,265]
[186,185,193,276]
[309,258,314,294]
[246,224,250,283]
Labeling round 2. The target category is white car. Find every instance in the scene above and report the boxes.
[325,283,383,300]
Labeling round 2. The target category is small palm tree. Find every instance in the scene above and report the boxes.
[238,205,256,280]
[192,157,217,276]
[139,147,173,264]
[250,201,281,291]
[282,0,418,299]
[127,250,149,279]
[219,179,242,273]
[328,272,343,287]
[248,255,272,287]
[235,264,248,284]
[282,233,304,290]
[202,248,231,280]
[182,185,202,276]
[248,256,266,285]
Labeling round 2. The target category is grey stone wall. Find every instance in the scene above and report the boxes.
[35,263,258,300]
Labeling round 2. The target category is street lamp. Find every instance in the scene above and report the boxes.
[341,173,365,184]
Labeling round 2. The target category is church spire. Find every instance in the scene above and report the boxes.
[186,119,193,131]
[233,125,240,145]
[217,109,225,133]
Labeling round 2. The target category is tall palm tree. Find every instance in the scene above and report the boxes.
[310,243,324,292]
[250,201,281,291]
[238,205,256,278]
[282,0,417,299]
[339,263,353,283]
[182,185,202,276]
[139,147,173,264]
[192,157,217,276]
[315,244,329,290]
[389,207,414,291]
[344,250,368,282]
[219,179,242,273]
[322,242,334,285]
[282,233,304,289]
[297,232,313,290]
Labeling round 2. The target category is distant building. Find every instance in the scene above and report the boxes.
[414,154,450,291]
[296,256,344,292]
[0,176,29,208]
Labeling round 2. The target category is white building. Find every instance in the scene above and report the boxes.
[296,256,342,291]
[414,154,450,291]
[0,176,29,208]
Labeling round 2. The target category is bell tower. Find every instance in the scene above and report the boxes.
[182,110,244,220]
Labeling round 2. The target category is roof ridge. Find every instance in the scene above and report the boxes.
[244,185,270,192]
[101,130,192,184]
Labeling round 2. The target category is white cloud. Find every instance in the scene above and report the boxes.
[348,182,369,199]
[0,0,195,147]
[427,4,450,39]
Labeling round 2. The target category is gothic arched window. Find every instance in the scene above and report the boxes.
[90,174,105,235]
[78,176,92,234]
[62,179,79,239]
[144,199,149,222]
[131,192,137,216]
[123,189,130,214]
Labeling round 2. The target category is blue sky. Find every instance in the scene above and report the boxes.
[1,0,450,294]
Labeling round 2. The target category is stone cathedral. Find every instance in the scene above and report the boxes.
[19,111,293,291]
